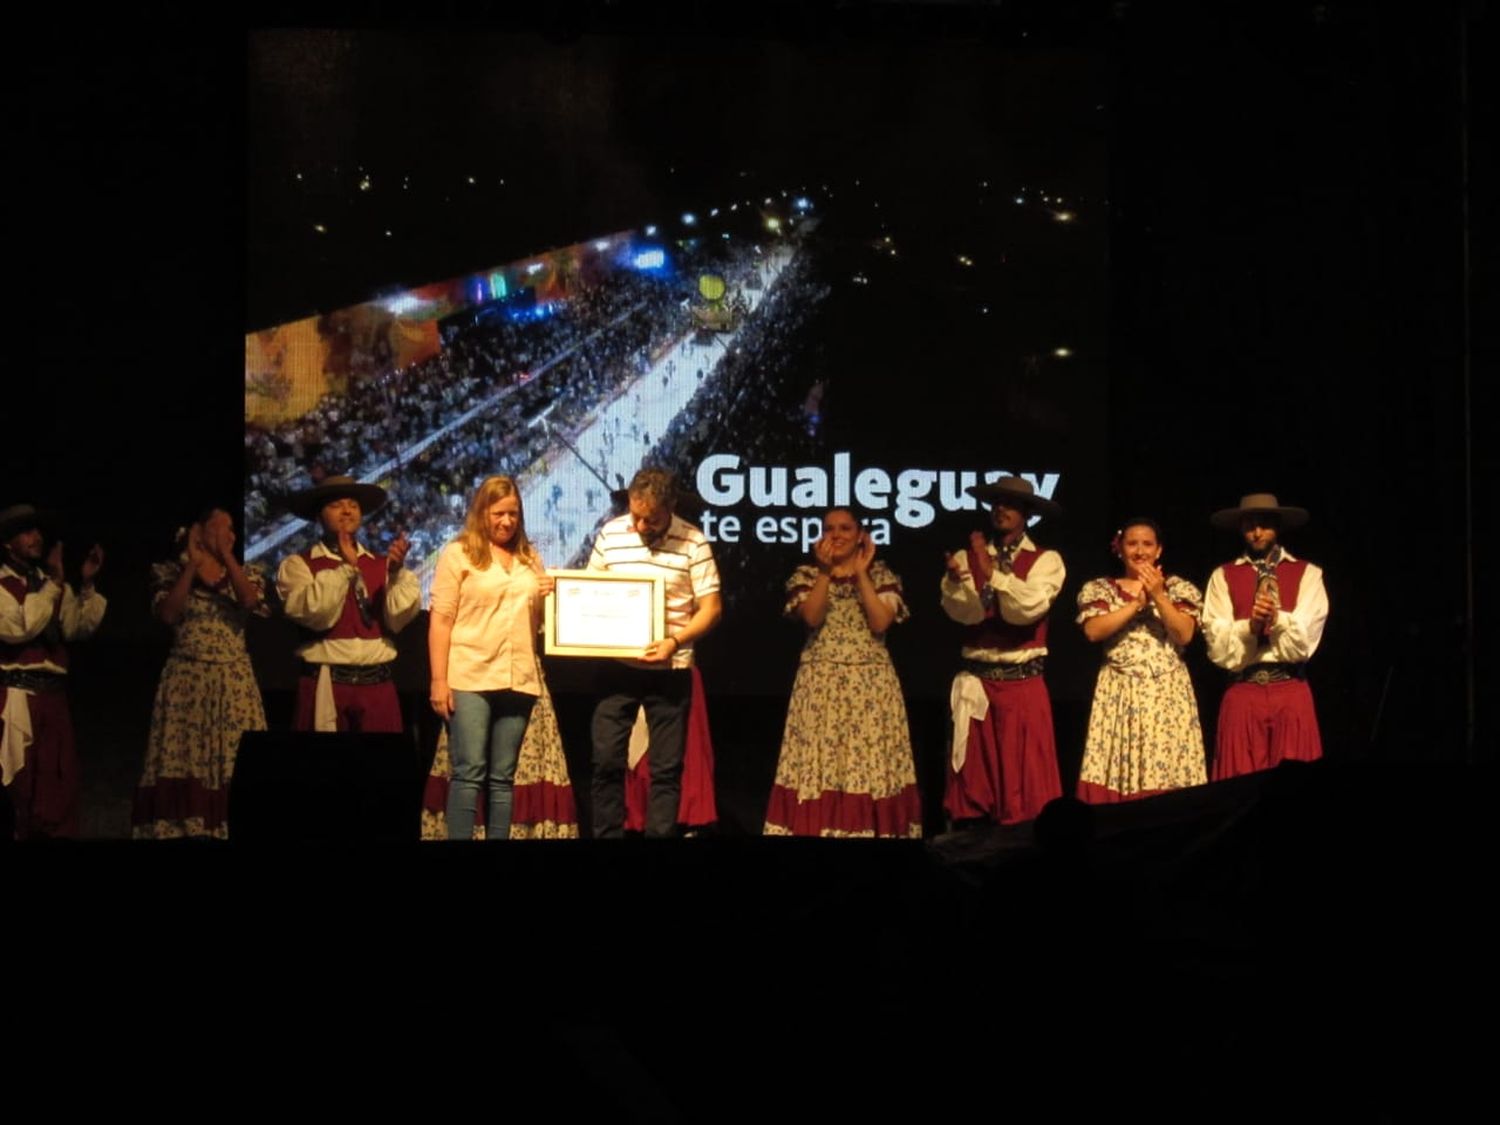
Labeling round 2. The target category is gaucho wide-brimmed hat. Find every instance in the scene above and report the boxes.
[0,503,54,542]
[965,476,1063,519]
[1209,492,1310,531]
[285,476,388,521]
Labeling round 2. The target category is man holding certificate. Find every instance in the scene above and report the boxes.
[587,469,721,838]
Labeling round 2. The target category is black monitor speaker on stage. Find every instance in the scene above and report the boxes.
[229,731,425,842]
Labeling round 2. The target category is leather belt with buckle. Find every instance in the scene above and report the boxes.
[1232,663,1305,685]
[963,658,1045,682]
[0,667,67,693]
[304,662,395,686]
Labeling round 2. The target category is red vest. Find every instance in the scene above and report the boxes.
[960,543,1050,653]
[1222,558,1308,620]
[300,550,390,642]
[0,574,68,669]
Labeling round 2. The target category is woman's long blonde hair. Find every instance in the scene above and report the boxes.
[459,475,538,570]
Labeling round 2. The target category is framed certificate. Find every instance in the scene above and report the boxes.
[543,570,666,657]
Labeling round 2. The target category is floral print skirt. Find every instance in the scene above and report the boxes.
[132,654,267,839]
[764,658,922,838]
[1077,660,1206,801]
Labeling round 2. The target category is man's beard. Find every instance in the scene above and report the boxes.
[1247,542,1283,565]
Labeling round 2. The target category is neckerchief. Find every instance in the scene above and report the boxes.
[322,533,375,628]
[1248,545,1284,644]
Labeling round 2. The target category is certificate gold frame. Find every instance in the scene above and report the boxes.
[543,570,666,657]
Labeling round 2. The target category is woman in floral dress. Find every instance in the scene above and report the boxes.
[1075,519,1206,802]
[764,509,922,837]
[133,509,269,838]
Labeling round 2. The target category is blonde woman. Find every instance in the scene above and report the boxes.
[428,476,553,839]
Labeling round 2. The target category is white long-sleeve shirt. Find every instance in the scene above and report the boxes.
[0,564,106,673]
[940,535,1065,663]
[1201,550,1328,674]
[276,543,421,665]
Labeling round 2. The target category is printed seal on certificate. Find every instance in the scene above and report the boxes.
[542,570,667,657]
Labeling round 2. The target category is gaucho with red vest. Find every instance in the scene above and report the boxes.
[941,477,1065,825]
[0,503,106,839]
[275,476,419,733]
[1201,493,1328,778]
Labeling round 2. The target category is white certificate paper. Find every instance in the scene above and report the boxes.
[544,571,665,657]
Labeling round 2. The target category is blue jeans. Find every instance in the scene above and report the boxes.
[446,689,535,840]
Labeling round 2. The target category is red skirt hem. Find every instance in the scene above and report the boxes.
[132,776,229,833]
[763,783,923,837]
[1075,779,1172,805]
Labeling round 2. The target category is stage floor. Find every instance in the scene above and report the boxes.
[14,760,1488,1114]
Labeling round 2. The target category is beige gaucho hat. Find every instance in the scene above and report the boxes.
[1210,493,1310,531]
[966,476,1063,519]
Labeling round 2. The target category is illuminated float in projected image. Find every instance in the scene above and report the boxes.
[689,272,747,336]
